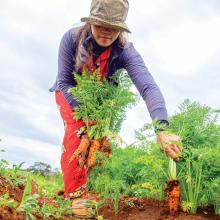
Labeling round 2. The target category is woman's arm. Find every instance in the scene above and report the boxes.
[120,44,183,160]
[120,43,168,123]
[57,28,79,108]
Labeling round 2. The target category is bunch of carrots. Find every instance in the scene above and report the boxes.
[67,68,137,173]
[68,130,111,172]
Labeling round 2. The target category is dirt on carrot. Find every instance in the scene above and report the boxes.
[100,137,111,157]
[165,179,181,215]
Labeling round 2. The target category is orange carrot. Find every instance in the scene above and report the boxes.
[104,151,110,158]
[68,134,90,165]
[86,137,111,175]
[101,137,110,150]
[101,137,111,158]
[87,139,101,169]
[168,181,180,215]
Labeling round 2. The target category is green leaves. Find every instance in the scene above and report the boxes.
[169,99,220,150]
[55,196,72,217]
[168,99,220,214]
[68,68,138,139]
[181,160,203,213]
[17,175,40,220]
[19,194,40,220]
[0,193,18,208]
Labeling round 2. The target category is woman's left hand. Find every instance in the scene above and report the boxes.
[156,131,182,161]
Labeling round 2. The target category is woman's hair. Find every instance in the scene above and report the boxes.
[74,23,127,71]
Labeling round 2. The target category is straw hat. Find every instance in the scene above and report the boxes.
[81,0,131,33]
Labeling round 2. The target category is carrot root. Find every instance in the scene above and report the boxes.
[87,139,101,169]
[68,134,90,165]
[167,180,180,215]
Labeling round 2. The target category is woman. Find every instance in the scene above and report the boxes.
[50,0,182,215]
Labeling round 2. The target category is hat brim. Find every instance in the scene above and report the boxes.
[81,16,131,33]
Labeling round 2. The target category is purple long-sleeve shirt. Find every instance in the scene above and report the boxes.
[50,27,168,122]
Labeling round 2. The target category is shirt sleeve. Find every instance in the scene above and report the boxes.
[57,28,79,108]
[119,43,168,122]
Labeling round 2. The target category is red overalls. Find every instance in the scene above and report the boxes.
[55,47,112,198]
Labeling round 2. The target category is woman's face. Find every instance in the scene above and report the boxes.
[91,24,120,47]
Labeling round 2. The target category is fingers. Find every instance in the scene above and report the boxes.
[157,136,165,152]
[165,146,176,158]
[165,145,181,161]
[173,135,182,142]
[173,144,181,154]
[157,132,183,161]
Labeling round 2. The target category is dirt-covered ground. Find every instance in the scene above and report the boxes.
[98,196,219,220]
[0,176,219,220]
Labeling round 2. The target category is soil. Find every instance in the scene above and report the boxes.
[98,196,219,220]
[0,176,219,220]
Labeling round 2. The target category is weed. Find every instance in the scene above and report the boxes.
[17,175,40,220]
[0,193,18,208]
[55,196,72,217]
[87,200,105,220]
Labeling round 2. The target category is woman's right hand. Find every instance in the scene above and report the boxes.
[156,131,182,161]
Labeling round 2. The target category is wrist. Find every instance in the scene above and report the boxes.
[156,130,166,136]
[154,120,169,134]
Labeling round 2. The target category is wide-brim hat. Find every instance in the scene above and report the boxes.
[81,0,131,33]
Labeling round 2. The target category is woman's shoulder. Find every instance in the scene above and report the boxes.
[113,40,133,54]
[61,26,81,42]
[117,41,145,67]
[119,41,138,57]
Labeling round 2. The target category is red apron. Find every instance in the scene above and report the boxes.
[55,46,112,198]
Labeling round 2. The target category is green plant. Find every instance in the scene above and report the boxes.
[199,170,220,215]
[90,171,125,213]
[17,175,40,220]
[169,99,220,149]
[8,162,26,187]
[87,200,105,220]
[168,158,177,180]
[30,171,63,198]
[0,159,9,177]
[0,193,18,208]
[209,178,220,215]
[40,203,58,219]
[0,159,25,189]
[38,197,72,219]
[55,196,72,217]
[181,160,202,213]
[181,200,193,213]
[88,145,165,211]
[132,144,167,200]
[169,99,220,214]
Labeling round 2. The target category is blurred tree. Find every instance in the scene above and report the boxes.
[27,161,52,176]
